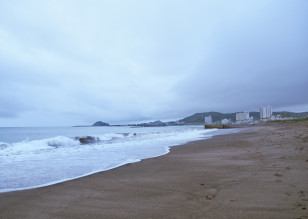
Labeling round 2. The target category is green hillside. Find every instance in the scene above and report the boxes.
[179,112,236,124]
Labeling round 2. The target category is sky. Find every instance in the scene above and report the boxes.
[0,0,307,126]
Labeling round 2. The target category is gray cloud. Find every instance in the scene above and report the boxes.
[0,0,307,126]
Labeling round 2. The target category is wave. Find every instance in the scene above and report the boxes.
[0,136,77,155]
[0,126,226,193]
[0,128,214,156]
[0,133,138,154]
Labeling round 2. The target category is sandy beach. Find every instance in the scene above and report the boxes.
[0,122,307,218]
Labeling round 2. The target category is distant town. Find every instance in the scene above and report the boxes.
[203,105,306,126]
[89,105,308,128]
[205,105,279,125]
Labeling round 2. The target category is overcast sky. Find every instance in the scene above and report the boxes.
[0,0,307,126]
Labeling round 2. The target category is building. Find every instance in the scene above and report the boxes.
[260,105,272,121]
[270,114,282,121]
[236,112,250,124]
[204,115,212,125]
[221,118,231,125]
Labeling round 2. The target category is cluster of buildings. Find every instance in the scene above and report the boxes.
[235,112,254,124]
[204,115,234,125]
[205,105,287,125]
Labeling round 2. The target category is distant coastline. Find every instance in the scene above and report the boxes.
[76,111,308,127]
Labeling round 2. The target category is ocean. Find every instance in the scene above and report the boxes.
[0,125,236,193]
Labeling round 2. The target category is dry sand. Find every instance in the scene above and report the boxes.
[0,122,307,218]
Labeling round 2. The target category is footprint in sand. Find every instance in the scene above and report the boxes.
[298,190,308,202]
[274,173,283,182]
[295,202,306,210]
[205,188,218,200]
[301,136,308,143]
[298,190,305,198]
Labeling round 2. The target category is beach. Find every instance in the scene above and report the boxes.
[0,122,307,218]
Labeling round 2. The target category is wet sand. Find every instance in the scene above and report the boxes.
[0,122,307,218]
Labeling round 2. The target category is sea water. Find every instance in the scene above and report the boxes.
[0,125,236,193]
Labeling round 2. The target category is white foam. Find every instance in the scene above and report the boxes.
[0,158,142,193]
[0,136,79,156]
[46,136,78,147]
[0,126,235,193]
[96,133,127,141]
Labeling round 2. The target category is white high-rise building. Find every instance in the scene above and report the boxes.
[236,112,250,124]
[260,105,272,120]
[204,115,212,125]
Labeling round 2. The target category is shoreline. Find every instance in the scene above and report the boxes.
[0,123,307,218]
[0,127,236,194]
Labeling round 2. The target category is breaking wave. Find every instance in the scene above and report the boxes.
[0,126,236,193]
[0,133,136,154]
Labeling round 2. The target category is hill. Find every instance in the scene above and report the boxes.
[178,111,308,124]
[179,112,234,124]
[92,121,109,126]
[272,111,308,118]
[135,120,166,127]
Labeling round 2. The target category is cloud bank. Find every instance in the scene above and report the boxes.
[0,0,307,126]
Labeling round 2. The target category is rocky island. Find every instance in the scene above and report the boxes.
[92,121,109,126]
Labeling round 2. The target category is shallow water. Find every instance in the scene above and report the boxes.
[0,125,237,193]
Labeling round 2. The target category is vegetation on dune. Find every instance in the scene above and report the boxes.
[268,117,308,123]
